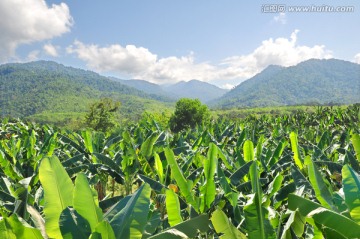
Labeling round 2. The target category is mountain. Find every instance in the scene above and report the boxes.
[109,78,172,100]
[0,61,172,121]
[214,59,360,108]
[163,79,228,103]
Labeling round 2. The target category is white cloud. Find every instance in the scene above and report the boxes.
[354,53,360,64]
[27,51,40,61]
[222,30,332,74]
[0,0,72,61]
[67,30,333,85]
[43,44,59,57]
[273,13,287,24]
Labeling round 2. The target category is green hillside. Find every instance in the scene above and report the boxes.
[214,59,360,108]
[0,61,172,123]
[110,78,173,100]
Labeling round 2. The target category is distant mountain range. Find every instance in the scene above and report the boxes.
[1,59,359,123]
[162,80,228,103]
[110,78,228,103]
[214,59,360,108]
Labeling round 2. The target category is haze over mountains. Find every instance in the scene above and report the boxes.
[0,59,359,120]
[110,78,228,103]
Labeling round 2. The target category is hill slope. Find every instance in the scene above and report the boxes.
[163,79,228,103]
[0,61,171,120]
[215,59,360,108]
[110,78,172,100]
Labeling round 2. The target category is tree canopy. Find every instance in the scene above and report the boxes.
[169,98,210,132]
[85,98,120,132]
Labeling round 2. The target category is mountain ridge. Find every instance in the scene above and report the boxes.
[213,58,360,108]
[0,60,172,119]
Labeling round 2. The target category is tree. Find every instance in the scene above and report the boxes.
[85,98,120,132]
[169,98,210,132]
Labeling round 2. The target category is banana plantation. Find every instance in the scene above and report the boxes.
[0,105,360,239]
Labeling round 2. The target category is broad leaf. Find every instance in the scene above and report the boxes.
[243,140,254,162]
[280,210,305,239]
[290,132,303,170]
[89,221,116,239]
[110,183,151,239]
[1,214,42,239]
[59,207,91,239]
[289,194,360,238]
[244,162,275,239]
[342,165,360,223]
[165,148,196,207]
[211,209,247,239]
[305,156,334,210]
[200,143,218,212]
[39,156,74,238]
[148,214,209,239]
[166,189,183,226]
[351,134,360,161]
[73,173,103,231]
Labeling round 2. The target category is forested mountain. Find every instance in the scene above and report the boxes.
[111,78,228,103]
[214,59,360,108]
[0,61,171,119]
[162,79,228,103]
[109,78,172,99]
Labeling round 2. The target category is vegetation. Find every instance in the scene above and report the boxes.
[169,98,210,132]
[0,104,359,238]
[163,79,228,103]
[0,61,173,123]
[85,98,120,132]
[214,59,360,108]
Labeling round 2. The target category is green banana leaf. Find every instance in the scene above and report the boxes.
[0,214,42,239]
[59,207,91,239]
[305,156,335,210]
[109,183,151,239]
[211,209,247,239]
[89,221,116,239]
[154,152,164,184]
[243,140,254,162]
[200,143,218,212]
[342,165,360,223]
[280,210,305,239]
[73,173,103,231]
[164,148,196,208]
[290,132,303,170]
[166,189,183,226]
[351,134,360,161]
[229,161,253,185]
[244,162,275,239]
[82,130,94,154]
[39,156,74,239]
[289,194,360,238]
[141,132,160,158]
[148,214,209,239]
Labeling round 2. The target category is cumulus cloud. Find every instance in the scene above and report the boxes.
[43,44,59,57]
[222,30,333,73]
[27,51,40,62]
[67,30,333,84]
[354,53,360,64]
[0,0,72,61]
[273,13,287,24]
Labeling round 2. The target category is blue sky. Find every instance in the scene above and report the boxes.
[1,0,359,88]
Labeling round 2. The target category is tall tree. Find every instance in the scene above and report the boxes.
[169,98,210,132]
[85,98,120,132]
